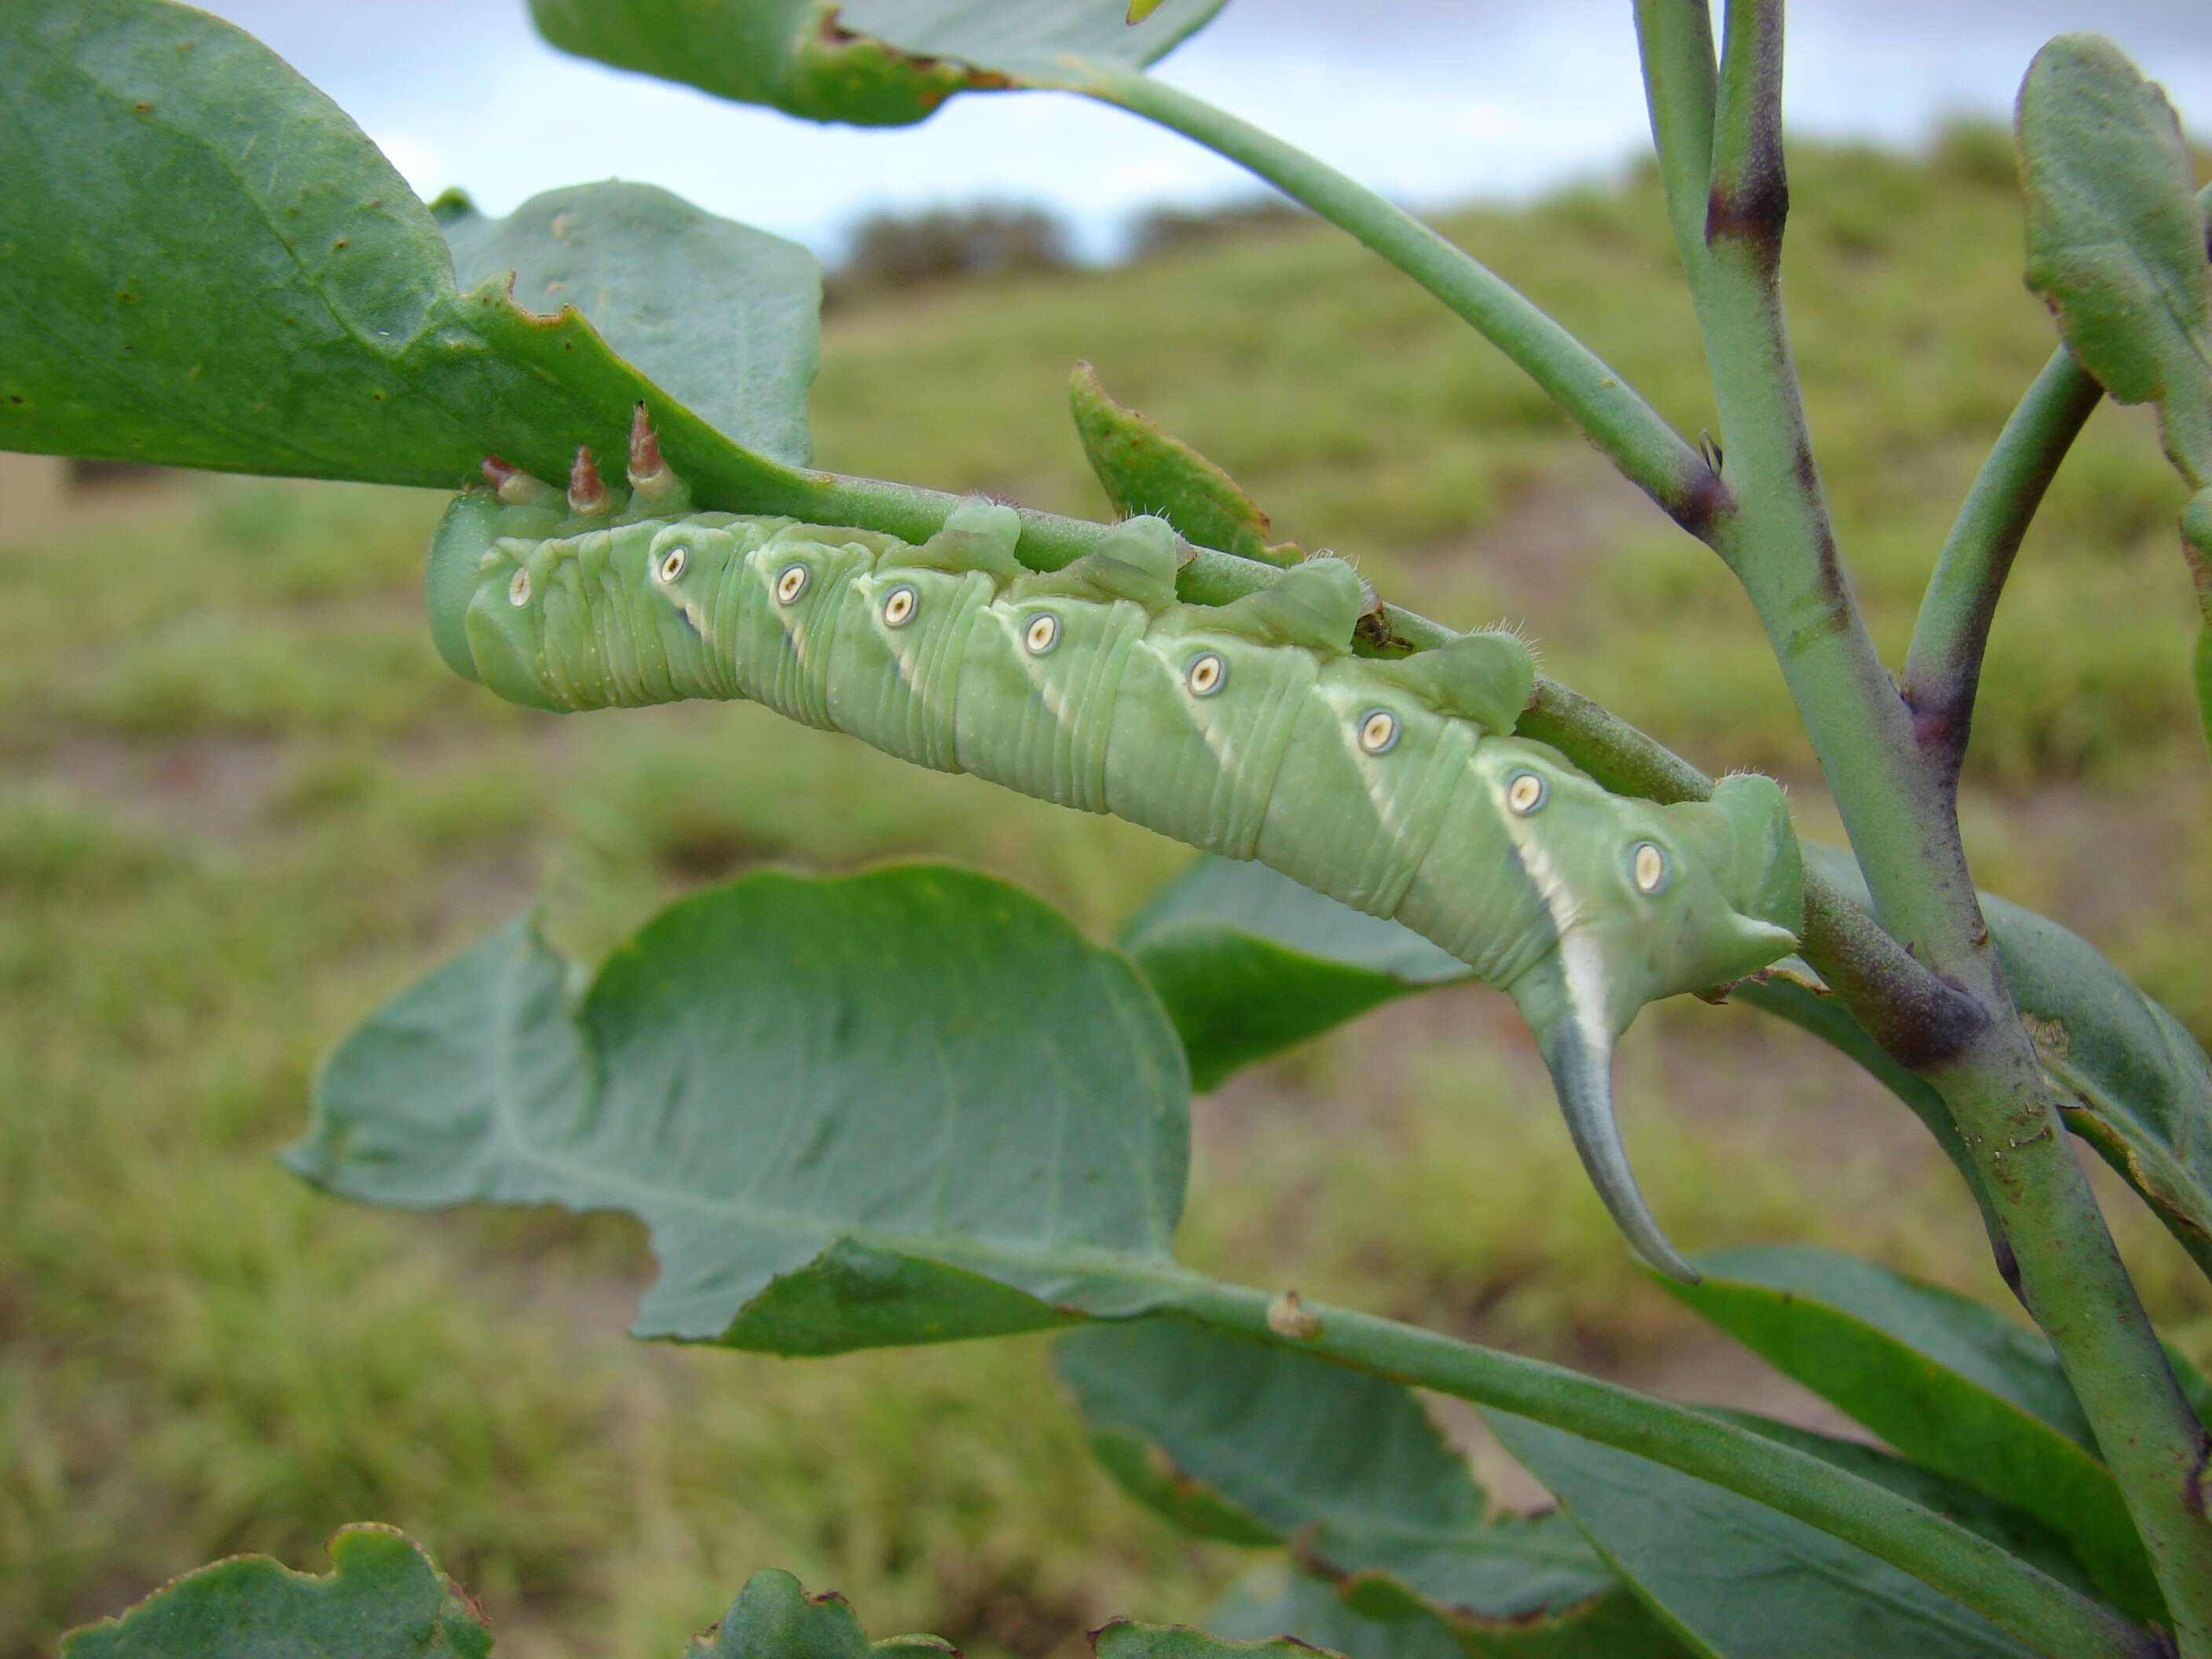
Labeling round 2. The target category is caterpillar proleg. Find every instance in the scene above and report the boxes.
[426,427,1803,1280]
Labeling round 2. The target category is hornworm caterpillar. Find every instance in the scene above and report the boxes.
[425,418,1803,1280]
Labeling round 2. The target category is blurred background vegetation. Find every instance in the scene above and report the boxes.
[7,127,2212,1658]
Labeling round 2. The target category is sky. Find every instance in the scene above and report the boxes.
[192,0,2210,263]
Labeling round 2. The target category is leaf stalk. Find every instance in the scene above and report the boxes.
[1153,1275,2164,1659]
[1903,348,2105,792]
[1081,68,1725,533]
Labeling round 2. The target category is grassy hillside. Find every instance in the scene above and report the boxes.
[5,132,2212,1657]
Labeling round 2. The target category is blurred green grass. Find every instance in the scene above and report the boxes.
[8,131,2212,1657]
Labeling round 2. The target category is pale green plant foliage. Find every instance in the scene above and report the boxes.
[7,1,2212,1657]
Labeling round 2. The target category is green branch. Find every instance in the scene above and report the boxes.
[1903,349,2104,790]
[1632,0,1720,270]
[1081,68,1723,531]
[1665,4,2212,1643]
[1154,1274,2163,1659]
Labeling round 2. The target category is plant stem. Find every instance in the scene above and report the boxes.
[1665,1,2212,1641]
[1152,1273,2163,1659]
[1903,348,2104,790]
[1632,0,1719,269]
[1080,68,1723,531]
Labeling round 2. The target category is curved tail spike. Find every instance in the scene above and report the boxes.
[1529,1009,1702,1284]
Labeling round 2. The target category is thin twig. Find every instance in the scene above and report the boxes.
[1902,349,2104,790]
[1080,68,1727,534]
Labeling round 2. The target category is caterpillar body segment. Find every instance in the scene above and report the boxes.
[428,464,1804,1280]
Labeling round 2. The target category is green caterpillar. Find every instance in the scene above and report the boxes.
[425,418,1803,1281]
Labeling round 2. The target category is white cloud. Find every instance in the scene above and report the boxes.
[192,0,2212,262]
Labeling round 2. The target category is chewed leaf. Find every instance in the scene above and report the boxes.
[526,0,1229,124]
[2019,33,2212,487]
[1093,1623,1348,1658]
[440,183,820,467]
[61,1525,493,1659]
[1057,1322,1687,1652]
[0,0,823,511]
[288,866,1192,1354]
[1202,1570,1467,1659]
[1071,362,1298,566]
[689,1570,958,1657]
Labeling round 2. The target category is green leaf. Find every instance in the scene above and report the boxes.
[525,0,1229,125]
[1071,361,1298,566]
[438,182,819,467]
[1484,1414,2045,1659]
[1796,844,2212,1285]
[1095,1623,1350,1659]
[1206,1569,1464,1659]
[1663,1245,2157,1619]
[1057,1321,1690,1656]
[1694,1410,2101,1603]
[2019,33,2212,488]
[60,1525,493,1659]
[688,1570,957,1657]
[1120,856,1467,1090]
[287,866,1193,1354]
[0,0,818,507]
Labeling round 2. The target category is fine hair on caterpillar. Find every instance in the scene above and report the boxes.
[425,420,1804,1280]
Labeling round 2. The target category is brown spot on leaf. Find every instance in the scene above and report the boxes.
[2021,1012,2071,1061]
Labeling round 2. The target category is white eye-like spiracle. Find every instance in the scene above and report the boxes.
[1185,651,1226,697]
[1632,840,1670,893]
[882,584,917,628]
[1507,771,1547,815]
[657,545,689,584]
[1024,612,1060,655]
[1357,709,1399,754]
[507,566,532,606]
[775,562,808,605]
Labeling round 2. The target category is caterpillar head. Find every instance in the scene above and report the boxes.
[1492,764,1803,1282]
[1487,763,1802,1030]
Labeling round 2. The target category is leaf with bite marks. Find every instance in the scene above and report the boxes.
[61,1526,492,1659]
[289,865,1193,1354]
[1071,361,1299,566]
